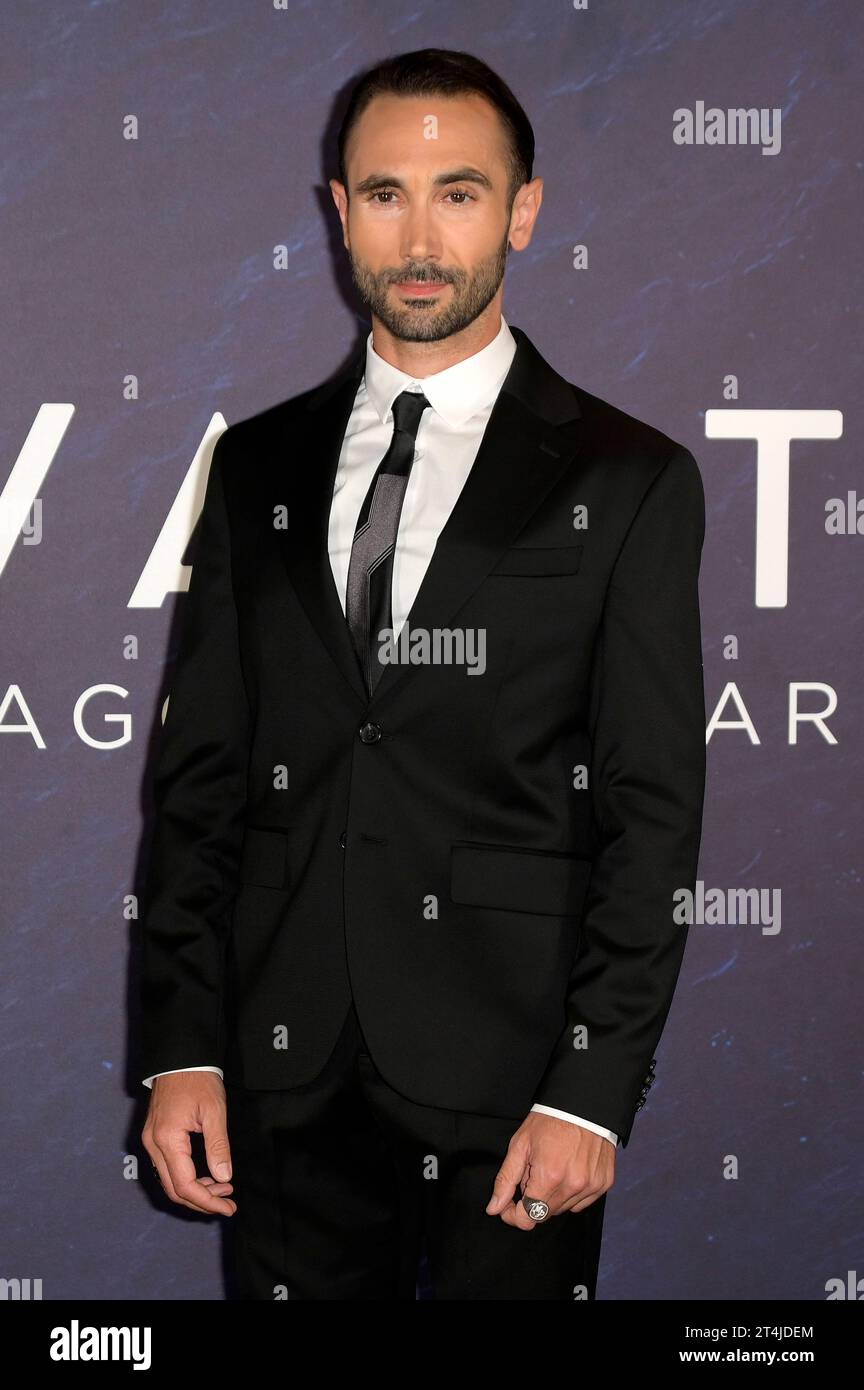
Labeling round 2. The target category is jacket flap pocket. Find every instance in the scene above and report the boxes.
[491,544,584,576]
[450,841,592,916]
[239,826,289,889]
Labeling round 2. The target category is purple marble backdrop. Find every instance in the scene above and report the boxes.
[1,0,860,1301]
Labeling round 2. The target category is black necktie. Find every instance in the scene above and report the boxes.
[345,388,431,696]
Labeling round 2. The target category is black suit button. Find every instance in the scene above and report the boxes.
[358,721,382,744]
[339,831,346,849]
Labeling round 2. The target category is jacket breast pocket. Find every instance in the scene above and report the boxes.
[489,544,584,576]
[450,841,593,917]
[238,825,290,889]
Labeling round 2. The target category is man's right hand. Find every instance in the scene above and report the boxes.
[142,1072,237,1216]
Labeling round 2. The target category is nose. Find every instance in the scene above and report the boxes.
[400,204,442,267]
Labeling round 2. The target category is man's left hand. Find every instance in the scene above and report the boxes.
[485,1113,615,1227]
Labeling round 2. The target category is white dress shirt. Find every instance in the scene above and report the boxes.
[143,315,618,1150]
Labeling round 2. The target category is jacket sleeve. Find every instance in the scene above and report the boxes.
[531,444,707,1148]
[140,429,250,1083]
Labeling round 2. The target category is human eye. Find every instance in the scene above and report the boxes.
[369,187,399,205]
[444,187,476,205]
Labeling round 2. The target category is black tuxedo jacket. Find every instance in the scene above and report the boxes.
[141,324,706,1148]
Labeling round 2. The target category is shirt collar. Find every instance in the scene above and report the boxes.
[363,314,516,428]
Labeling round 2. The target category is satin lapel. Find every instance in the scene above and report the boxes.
[371,347,582,707]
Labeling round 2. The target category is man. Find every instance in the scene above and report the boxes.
[141,48,706,1301]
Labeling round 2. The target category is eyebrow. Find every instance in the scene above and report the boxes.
[354,167,494,195]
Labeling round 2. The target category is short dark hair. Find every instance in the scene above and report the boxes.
[337,48,535,208]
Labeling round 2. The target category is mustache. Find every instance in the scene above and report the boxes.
[387,269,453,284]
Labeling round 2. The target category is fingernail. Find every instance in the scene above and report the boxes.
[215,1163,231,1181]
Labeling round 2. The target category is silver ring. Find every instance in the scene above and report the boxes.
[522,1196,550,1223]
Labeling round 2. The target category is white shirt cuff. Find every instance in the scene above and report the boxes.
[530,1103,619,1147]
[142,1065,224,1090]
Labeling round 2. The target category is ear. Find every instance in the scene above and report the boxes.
[508,177,544,252]
[329,178,350,249]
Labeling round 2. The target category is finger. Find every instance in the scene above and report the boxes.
[162,1139,236,1216]
[146,1132,197,1208]
[198,1176,235,1197]
[497,1197,539,1230]
[203,1106,232,1184]
[557,1159,614,1214]
[486,1140,529,1215]
[519,1156,574,1219]
[148,1146,183,1204]
[149,1148,230,1215]
[564,1187,606,1214]
[534,1174,589,1218]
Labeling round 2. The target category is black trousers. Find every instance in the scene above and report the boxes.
[225,996,606,1300]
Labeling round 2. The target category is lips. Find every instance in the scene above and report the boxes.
[393,281,448,295]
